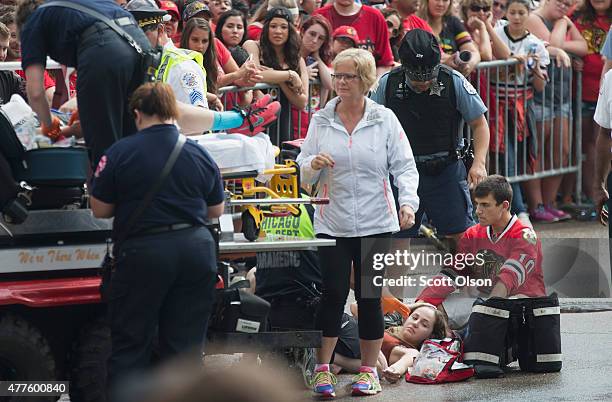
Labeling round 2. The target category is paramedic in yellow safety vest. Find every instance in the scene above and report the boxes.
[127,0,209,109]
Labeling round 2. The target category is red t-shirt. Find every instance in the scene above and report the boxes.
[247,23,263,41]
[215,38,231,69]
[16,69,55,90]
[313,4,394,67]
[418,215,546,305]
[404,14,434,34]
[571,13,611,102]
[214,38,239,109]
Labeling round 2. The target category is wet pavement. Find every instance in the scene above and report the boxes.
[299,311,612,402]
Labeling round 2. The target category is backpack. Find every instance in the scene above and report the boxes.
[405,337,475,384]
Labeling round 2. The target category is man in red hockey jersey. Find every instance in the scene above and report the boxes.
[417,175,546,311]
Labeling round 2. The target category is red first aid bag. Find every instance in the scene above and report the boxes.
[405,338,475,384]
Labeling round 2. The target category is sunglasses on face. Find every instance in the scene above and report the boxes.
[386,20,399,38]
[470,4,491,12]
[493,1,506,10]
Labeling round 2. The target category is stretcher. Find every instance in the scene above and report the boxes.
[194,133,328,241]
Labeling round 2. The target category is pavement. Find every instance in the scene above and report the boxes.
[295,219,612,401]
[59,220,612,402]
[297,311,612,402]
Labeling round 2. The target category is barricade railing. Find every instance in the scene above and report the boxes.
[0,60,62,71]
[470,58,582,199]
[1,59,583,201]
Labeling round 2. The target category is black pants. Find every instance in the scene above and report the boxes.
[267,295,318,331]
[77,23,150,167]
[107,227,217,385]
[315,234,390,341]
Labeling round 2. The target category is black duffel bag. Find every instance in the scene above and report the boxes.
[211,288,271,333]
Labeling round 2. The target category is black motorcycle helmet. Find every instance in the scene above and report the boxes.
[398,29,441,82]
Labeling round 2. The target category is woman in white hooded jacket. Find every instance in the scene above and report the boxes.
[296,48,419,397]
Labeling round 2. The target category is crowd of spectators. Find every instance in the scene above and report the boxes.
[0,0,610,225]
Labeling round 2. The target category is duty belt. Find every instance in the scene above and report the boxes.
[81,19,136,41]
[414,151,459,176]
[133,223,195,237]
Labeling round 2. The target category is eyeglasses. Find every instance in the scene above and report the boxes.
[386,20,399,38]
[212,0,232,6]
[470,4,491,12]
[493,1,506,10]
[331,73,359,82]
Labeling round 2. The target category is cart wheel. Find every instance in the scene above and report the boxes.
[242,210,260,241]
[0,314,57,402]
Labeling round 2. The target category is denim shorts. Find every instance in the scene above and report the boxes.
[581,101,598,116]
[531,101,572,122]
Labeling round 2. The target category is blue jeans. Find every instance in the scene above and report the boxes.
[506,140,527,214]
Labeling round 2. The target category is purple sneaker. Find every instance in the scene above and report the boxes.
[529,205,559,223]
[545,205,571,221]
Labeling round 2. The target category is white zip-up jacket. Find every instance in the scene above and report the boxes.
[296,97,419,237]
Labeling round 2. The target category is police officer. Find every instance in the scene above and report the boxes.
[90,82,223,387]
[17,0,279,167]
[371,29,489,242]
[126,0,209,109]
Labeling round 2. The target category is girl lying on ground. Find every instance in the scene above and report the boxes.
[333,303,449,383]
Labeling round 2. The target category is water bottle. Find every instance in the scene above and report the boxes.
[526,44,538,70]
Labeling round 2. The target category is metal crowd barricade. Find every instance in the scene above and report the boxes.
[469,58,582,199]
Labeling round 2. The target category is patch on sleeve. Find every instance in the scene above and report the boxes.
[189,90,204,105]
[180,71,199,90]
[94,155,107,178]
[461,75,477,95]
[521,228,537,245]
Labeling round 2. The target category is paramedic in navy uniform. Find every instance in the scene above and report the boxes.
[371,29,490,244]
[16,0,152,166]
[90,82,224,386]
[16,0,279,168]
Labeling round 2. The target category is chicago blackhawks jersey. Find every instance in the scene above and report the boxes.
[418,215,546,305]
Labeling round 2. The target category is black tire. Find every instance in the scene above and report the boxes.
[0,314,57,402]
[69,316,110,402]
[242,211,260,241]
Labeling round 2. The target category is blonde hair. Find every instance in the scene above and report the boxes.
[418,0,453,21]
[332,48,377,95]
[460,0,493,23]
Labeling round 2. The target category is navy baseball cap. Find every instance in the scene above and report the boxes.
[398,29,441,81]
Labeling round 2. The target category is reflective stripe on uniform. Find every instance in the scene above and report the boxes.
[463,352,500,364]
[533,306,560,316]
[472,304,510,318]
[155,47,208,94]
[536,354,562,362]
